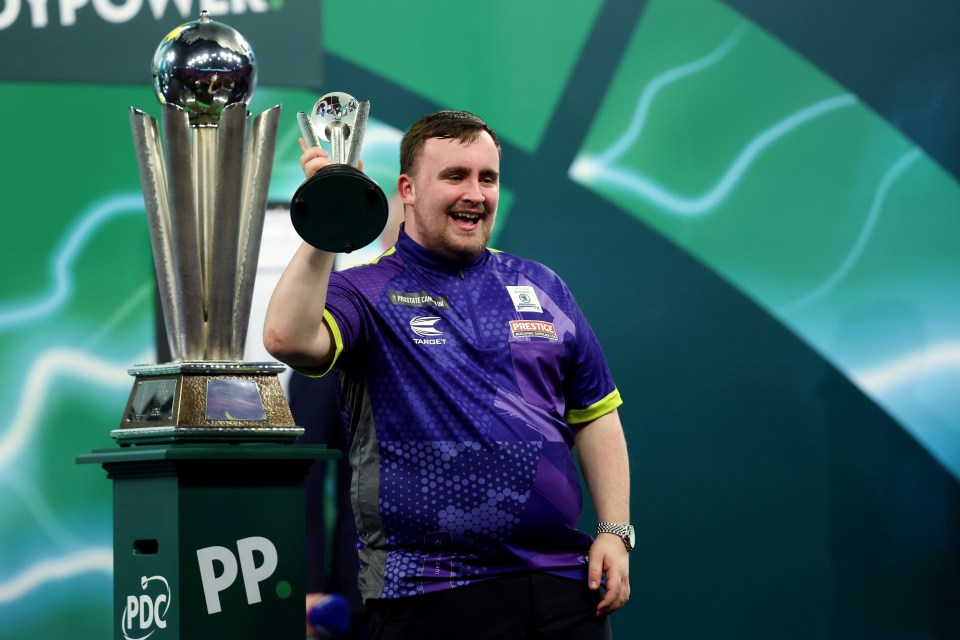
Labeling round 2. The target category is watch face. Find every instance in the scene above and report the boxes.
[627,525,636,549]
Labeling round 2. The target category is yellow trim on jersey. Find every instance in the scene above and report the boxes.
[565,388,623,425]
[369,245,397,263]
[343,245,397,270]
[296,308,345,378]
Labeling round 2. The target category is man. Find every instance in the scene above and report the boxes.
[265,111,632,639]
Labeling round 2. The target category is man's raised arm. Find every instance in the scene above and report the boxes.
[263,242,337,370]
[263,140,339,371]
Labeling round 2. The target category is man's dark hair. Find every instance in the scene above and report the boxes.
[399,110,502,175]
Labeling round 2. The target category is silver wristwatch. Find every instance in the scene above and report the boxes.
[597,521,635,552]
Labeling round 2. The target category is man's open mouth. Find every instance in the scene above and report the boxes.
[450,210,482,223]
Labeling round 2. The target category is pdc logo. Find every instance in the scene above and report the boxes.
[121,575,171,640]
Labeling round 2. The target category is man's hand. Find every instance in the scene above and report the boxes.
[305,592,326,638]
[587,532,631,616]
[299,138,331,178]
[299,138,364,178]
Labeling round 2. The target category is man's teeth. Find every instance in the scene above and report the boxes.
[452,212,480,221]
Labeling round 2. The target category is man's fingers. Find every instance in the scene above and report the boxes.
[596,573,630,615]
[597,582,618,615]
[299,145,331,178]
[587,553,604,590]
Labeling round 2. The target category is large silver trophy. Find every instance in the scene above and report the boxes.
[118,11,296,443]
[291,92,389,252]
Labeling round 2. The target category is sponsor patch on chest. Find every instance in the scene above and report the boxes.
[509,320,559,341]
[505,286,543,313]
[410,316,447,345]
[390,290,450,310]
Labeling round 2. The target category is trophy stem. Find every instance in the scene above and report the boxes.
[193,126,218,358]
[207,104,248,360]
[162,105,204,361]
[328,120,347,164]
[297,111,320,148]
[137,103,281,363]
[233,105,281,357]
[130,109,184,361]
[345,101,369,169]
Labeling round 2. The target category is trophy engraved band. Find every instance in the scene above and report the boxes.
[121,11,296,443]
[291,91,389,253]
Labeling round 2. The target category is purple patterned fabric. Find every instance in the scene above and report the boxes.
[322,225,621,602]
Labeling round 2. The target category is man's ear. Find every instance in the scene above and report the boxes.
[398,173,416,207]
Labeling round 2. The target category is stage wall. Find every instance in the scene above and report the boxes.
[1,1,958,637]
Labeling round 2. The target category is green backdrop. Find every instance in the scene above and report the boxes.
[1,1,957,638]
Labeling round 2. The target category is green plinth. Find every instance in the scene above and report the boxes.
[77,442,339,640]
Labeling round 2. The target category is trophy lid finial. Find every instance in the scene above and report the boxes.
[151,13,256,125]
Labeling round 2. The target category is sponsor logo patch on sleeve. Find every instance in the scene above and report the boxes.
[509,320,559,341]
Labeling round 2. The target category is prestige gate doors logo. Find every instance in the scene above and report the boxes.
[121,575,171,640]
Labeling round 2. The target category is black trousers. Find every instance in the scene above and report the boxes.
[366,573,613,639]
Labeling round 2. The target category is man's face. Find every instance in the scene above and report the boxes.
[398,132,500,263]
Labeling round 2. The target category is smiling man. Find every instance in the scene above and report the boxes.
[397,114,499,263]
[265,111,631,639]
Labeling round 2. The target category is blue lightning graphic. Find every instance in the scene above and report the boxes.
[783,148,922,310]
[595,25,746,166]
[0,191,153,626]
[0,346,142,471]
[565,18,960,481]
[2,472,87,550]
[856,341,960,394]
[0,194,144,330]
[571,93,857,216]
[0,548,113,604]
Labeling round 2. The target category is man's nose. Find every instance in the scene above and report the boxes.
[461,178,484,203]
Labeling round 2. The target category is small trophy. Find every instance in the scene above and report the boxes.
[290,92,389,252]
[121,11,297,443]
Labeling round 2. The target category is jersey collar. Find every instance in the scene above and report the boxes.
[395,223,491,273]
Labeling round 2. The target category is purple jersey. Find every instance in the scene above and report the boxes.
[318,226,622,602]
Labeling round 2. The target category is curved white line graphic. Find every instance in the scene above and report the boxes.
[572,94,858,216]
[0,194,144,330]
[1,472,86,550]
[596,24,746,166]
[0,548,112,603]
[0,347,146,470]
[784,148,923,310]
[855,342,960,394]
[83,280,156,350]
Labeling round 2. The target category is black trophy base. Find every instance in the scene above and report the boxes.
[291,164,389,253]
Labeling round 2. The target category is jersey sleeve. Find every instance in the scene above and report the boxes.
[562,294,623,425]
[297,272,369,378]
